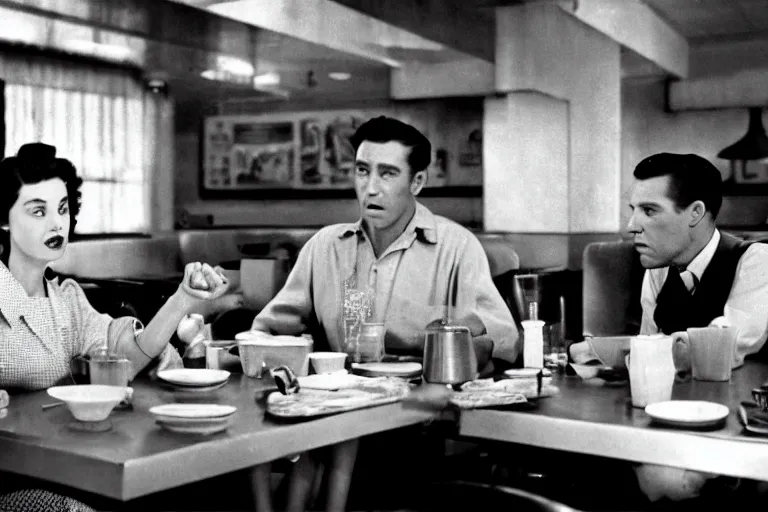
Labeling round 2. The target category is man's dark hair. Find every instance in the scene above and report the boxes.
[349,116,431,176]
[633,152,723,219]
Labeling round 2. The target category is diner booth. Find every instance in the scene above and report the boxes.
[3,0,768,511]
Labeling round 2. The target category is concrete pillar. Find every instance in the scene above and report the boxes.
[484,3,621,233]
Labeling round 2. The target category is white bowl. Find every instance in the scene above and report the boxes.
[585,336,632,369]
[47,385,131,422]
[309,352,347,374]
[570,363,601,380]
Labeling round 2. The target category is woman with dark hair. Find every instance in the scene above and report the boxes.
[0,143,230,511]
[0,142,229,389]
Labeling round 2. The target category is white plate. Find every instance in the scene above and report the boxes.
[161,380,228,394]
[645,400,729,428]
[157,369,230,387]
[149,403,237,420]
[155,415,233,427]
[503,368,551,379]
[351,362,422,378]
[156,418,233,435]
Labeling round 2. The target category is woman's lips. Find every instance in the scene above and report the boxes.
[44,235,65,250]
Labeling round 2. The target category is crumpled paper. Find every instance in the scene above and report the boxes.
[449,376,559,409]
[405,375,559,410]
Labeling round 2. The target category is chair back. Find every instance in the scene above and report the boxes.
[475,233,522,327]
[582,241,644,337]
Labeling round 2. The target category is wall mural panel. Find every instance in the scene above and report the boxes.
[201,104,483,198]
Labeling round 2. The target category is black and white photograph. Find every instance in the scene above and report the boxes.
[1,1,768,511]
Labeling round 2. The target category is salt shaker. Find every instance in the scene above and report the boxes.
[523,302,545,368]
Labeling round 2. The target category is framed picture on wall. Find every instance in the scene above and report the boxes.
[200,108,483,198]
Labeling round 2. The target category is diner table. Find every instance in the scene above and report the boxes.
[459,360,768,482]
[0,375,436,501]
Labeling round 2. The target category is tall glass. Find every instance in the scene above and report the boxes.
[357,323,386,363]
[514,274,540,321]
[342,286,374,363]
[543,322,567,373]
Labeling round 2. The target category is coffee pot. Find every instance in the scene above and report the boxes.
[422,266,477,386]
[423,321,477,385]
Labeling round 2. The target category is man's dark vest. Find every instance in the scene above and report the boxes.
[653,233,753,335]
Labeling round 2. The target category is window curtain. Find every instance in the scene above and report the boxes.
[1,50,171,234]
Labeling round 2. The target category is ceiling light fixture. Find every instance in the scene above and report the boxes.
[328,72,351,81]
[718,107,768,183]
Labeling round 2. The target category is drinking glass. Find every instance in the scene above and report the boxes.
[89,357,132,387]
[357,323,386,363]
[513,274,540,321]
[342,286,374,363]
[543,322,568,373]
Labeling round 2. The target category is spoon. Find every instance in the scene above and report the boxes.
[739,403,749,427]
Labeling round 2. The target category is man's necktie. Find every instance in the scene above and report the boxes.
[678,269,698,294]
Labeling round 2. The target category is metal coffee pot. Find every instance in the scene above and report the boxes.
[423,320,477,386]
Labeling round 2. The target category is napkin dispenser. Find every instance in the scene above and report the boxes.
[423,321,477,386]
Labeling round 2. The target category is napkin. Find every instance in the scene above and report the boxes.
[460,377,558,400]
[449,389,527,409]
[297,372,361,391]
[0,389,8,409]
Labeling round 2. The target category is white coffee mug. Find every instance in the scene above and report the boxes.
[626,334,676,408]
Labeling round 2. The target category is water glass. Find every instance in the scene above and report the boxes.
[342,287,374,362]
[357,323,386,363]
[543,322,568,372]
[514,274,540,321]
[89,357,132,387]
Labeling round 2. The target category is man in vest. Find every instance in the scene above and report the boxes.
[630,152,768,366]
[628,152,768,503]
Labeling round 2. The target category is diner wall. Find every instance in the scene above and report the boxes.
[621,77,768,231]
[174,97,484,228]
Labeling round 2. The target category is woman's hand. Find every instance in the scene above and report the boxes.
[181,262,229,302]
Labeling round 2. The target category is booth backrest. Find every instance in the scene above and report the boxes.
[49,230,522,319]
[50,234,181,278]
[582,241,644,337]
[475,233,521,278]
[177,229,316,268]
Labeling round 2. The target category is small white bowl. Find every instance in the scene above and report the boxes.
[309,352,347,374]
[47,385,131,422]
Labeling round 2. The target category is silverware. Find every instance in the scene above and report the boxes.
[739,403,749,427]
[42,401,65,411]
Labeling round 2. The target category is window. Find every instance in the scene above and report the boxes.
[4,82,160,234]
